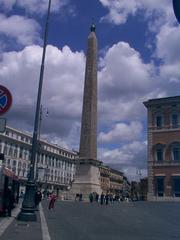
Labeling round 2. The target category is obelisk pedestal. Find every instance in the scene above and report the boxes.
[70,24,102,200]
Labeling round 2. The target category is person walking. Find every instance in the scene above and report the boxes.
[100,193,104,205]
[5,187,15,217]
[95,193,99,203]
[89,193,93,203]
[35,190,42,207]
[105,194,109,205]
[48,192,57,210]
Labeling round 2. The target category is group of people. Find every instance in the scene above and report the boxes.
[89,192,128,205]
[34,190,57,210]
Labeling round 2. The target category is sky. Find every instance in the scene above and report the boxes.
[0,0,180,181]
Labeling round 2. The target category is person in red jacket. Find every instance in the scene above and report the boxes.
[48,192,57,210]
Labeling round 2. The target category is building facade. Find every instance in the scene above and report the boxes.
[109,168,124,195]
[99,165,110,193]
[144,96,180,201]
[99,165,125,195]
[0,126,77,195]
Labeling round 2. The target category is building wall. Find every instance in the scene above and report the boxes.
[109,169,124,194]
[99,165,110,193]
[99,165,126,195]
[0,126,77,194]
[144,97,180,201]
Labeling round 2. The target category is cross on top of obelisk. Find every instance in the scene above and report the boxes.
[90,23,96,32]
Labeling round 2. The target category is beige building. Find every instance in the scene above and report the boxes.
[144,96,180,201]
[109,168,124,194]
[99,165,110,193]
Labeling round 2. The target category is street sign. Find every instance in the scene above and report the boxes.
[0,118,6,132]
[0,85,12,115]
[173,0,180,23]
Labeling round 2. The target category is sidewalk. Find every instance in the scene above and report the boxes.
[0,204,43,240]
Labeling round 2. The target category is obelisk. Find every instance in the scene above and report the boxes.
[70,24,102,200]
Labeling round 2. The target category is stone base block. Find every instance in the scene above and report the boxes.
[68,160,102,201]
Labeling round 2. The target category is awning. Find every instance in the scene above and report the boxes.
[3,167,18,180]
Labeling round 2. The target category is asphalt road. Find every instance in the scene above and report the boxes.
[42,200,180,240]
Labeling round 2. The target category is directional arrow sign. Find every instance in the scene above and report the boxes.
[0,85,12,115]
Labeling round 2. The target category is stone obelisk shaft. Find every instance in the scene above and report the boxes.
[79,30,97,160]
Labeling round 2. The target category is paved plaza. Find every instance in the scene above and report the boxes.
[0,201,180,240]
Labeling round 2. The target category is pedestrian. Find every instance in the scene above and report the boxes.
[95,193,99,203]
[5,187,15,217]
[35,190,42,207]
[105,194,109,205]
[79,193,83,201]
[48,192,57,210]
[89,193,93,203]
[100,193,104,205]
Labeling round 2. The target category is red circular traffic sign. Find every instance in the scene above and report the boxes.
[0,85,12,115]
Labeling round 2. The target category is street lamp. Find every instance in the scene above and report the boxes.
[173,0,180,23]
[18,0,51,221]
[36,104,49,181]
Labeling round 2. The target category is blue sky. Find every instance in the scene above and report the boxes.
[0,0,180,180]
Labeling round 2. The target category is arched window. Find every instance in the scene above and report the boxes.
[170,142,180,161]
[155,114,163,129]
[154,143,165,161]
[171,113,179,128]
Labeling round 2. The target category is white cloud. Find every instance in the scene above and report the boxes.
[99,42,153,95]
[99,0,171,26]
[98,121,143,143]
[156,24,180,64]
[0,44,85,146]
[0,0,69,14]
[0,14,40,46]
[98,41,157,123]
[98,141,147,180]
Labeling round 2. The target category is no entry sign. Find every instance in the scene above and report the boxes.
[0,85,12,115]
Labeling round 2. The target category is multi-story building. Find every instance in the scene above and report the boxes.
[109,168,124,195]
[99,165,110,193]
[144,96,180,201]
[0,126,77,195]
[99,165,128,195]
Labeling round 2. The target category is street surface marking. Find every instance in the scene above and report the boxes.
[39,203,51,240]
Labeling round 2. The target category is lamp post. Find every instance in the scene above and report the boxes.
[18,0,51,221]
[36,105,49,181]
[172,0,180,24]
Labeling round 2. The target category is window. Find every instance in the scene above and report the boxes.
[172,147,180,161]
[156,116,162,128]
[19,147,23,159]
[172,113,178,128]
[8,143,13,156]
[3,142,8,155]
[14,145,18,158]
[156,177,164,197]
[154,144,165,161]
[173,177,180,197]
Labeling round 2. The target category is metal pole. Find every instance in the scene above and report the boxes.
[18,0,51,221]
